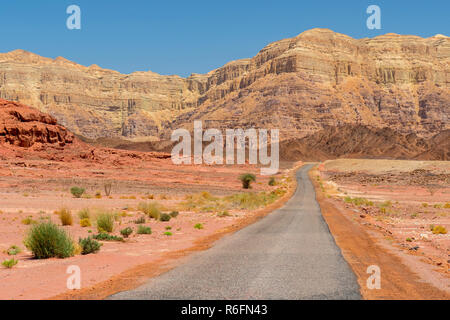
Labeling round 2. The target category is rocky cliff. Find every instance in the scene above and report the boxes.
[0,28,448,140]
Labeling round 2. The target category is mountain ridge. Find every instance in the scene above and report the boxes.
[0,28,448,140]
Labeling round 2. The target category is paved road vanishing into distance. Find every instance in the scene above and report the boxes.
[110,165,361,299]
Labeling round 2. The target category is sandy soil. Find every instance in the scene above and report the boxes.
[314,159,450,299]
[0,145,298,299]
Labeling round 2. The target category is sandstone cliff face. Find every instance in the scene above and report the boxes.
[0,98,73,147]
[0,29,448,140]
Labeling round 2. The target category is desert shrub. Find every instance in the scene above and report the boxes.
[120,227,133,238]
[96,212,115,233]
[2,259,18,268]
[104,182,112,196]
[80,218,91,227]
[406,238,413,242]
[422,203,428,208]
[164,231,172,236]
[444,203,450,209]
[160,213,171,222]
[134,216,146,224]
[57,208,73,226]
[169,211,179,218]
[7,245,21,256]
[431,225,447,235]
[194,223,204,230]
[78,208,90,220]
[24,222,75,259]
[95,191,102,199]
[70,186,85,198]
[79,237,102,255]
[137,225,152,235]
[268,177,276,186]
[217,211,231,217]
[21,216,37,225]
[93,233,124,242]
[239,173,256,189]
[138,202,161,220]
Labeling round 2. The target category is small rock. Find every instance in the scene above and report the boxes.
[409,246,420,251]
[360,214,366,218]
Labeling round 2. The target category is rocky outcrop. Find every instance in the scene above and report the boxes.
[280,125,450,161]
[0,98,73,147]
[0,29,448,140]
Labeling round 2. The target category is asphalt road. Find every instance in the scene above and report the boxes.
[110,164,361,300]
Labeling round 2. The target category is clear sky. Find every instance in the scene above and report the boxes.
[0,0,448,77]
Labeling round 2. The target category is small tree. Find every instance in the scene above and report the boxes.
[239,173,256,189]
[104,182,112,196]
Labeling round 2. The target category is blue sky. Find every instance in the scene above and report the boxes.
[0,0,448,77]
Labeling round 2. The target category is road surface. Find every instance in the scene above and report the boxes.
[110,164,361,299]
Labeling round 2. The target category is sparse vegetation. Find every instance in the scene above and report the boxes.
[95,191,102,199]
[96,212,115,233]
[2,259,18,268]
[134,216,146,224]
[120,227,133,238]
[137,225,152,235]
[217,210,231,217]
[431,225,447,234]
[6,245,21,256]
[78,208,90,220]
[268,177,276,186]
[79,237,102,255]
[344,197,374,206]
[239,173,256,189]
[169,211,179,218]
[70,186,85,198]
[80,218,91,227]
[160,213,171,222]
[164,231,172,236]
[406,238,413,242]
[93,233,124,242]
[57,207,73,226]
[138,202,162,220]
[194,223,204,230]
[24,222,75,259]
[21,216,37,225]
[104,182,112,196]
[444,203,450,209]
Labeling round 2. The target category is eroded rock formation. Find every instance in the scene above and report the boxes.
[0,29,448,141]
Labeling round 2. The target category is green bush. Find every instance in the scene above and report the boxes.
[24,222,75,259]
[2,259,18,268]
[239,173,256,189]
[93,233,124,242]
[164,231,172,236]
[7,245,21,256]
[70,186,85,198]
[169,211,179,218]
[138,202,161,220]
[160,213,171,222]
[79,237,102,255]
[96,212,115,233]
[137,225,152,235]
[194,223,204,230]
[120,227,133,238]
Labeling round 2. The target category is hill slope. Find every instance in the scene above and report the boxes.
[0,29,448,141]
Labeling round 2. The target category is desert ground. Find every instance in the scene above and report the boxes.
[0,139,298,299]
[314,159,449,298]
